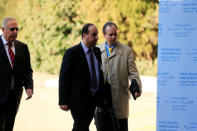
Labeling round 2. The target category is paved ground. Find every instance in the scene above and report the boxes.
[13,73,156,131]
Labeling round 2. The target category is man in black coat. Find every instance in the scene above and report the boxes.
[59,23,104,131]
[0,17,33,131]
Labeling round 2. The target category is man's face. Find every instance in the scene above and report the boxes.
[2,20,18,43]
[104,25,117,45]
[84,25,98,47]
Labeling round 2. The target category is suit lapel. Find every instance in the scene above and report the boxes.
[93,47,103,71]
[78,43,91,78]
[109,42,122,59]
[100,42,122,59]
[93,47,101,63]
[106,43,122,59]
[0,37,12,69]
[13,41,19,70]
[109,50,116,58]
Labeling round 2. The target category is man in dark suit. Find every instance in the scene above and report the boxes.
[59,23,104,131]
[0,17,33,131]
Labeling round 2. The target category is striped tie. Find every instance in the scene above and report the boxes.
[8,43,15,68]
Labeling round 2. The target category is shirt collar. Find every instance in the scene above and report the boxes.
[81,41,93,53]
[1,35,14,46]
[1,35,8,45]
[105,41,117,49]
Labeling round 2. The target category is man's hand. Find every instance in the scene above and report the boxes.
[60,105,70,111]
[26,89,33,100]
[135,89,142,99]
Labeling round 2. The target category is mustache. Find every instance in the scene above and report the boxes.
[11,34,17,37]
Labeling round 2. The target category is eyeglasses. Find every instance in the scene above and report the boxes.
[9,27,19,31]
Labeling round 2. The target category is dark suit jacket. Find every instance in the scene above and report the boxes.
[0,36,33,105]
[59,43,104,113]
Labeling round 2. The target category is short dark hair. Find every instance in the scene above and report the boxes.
[82,23,94,39]
[102,22,118,34]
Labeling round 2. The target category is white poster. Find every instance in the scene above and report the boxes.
[157,0,197,130]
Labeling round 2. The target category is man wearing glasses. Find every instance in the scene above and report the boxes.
[0,17,33,131]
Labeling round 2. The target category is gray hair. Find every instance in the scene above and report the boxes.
[2,17,17,28]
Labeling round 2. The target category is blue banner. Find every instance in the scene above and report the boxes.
[157,0,197,130]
